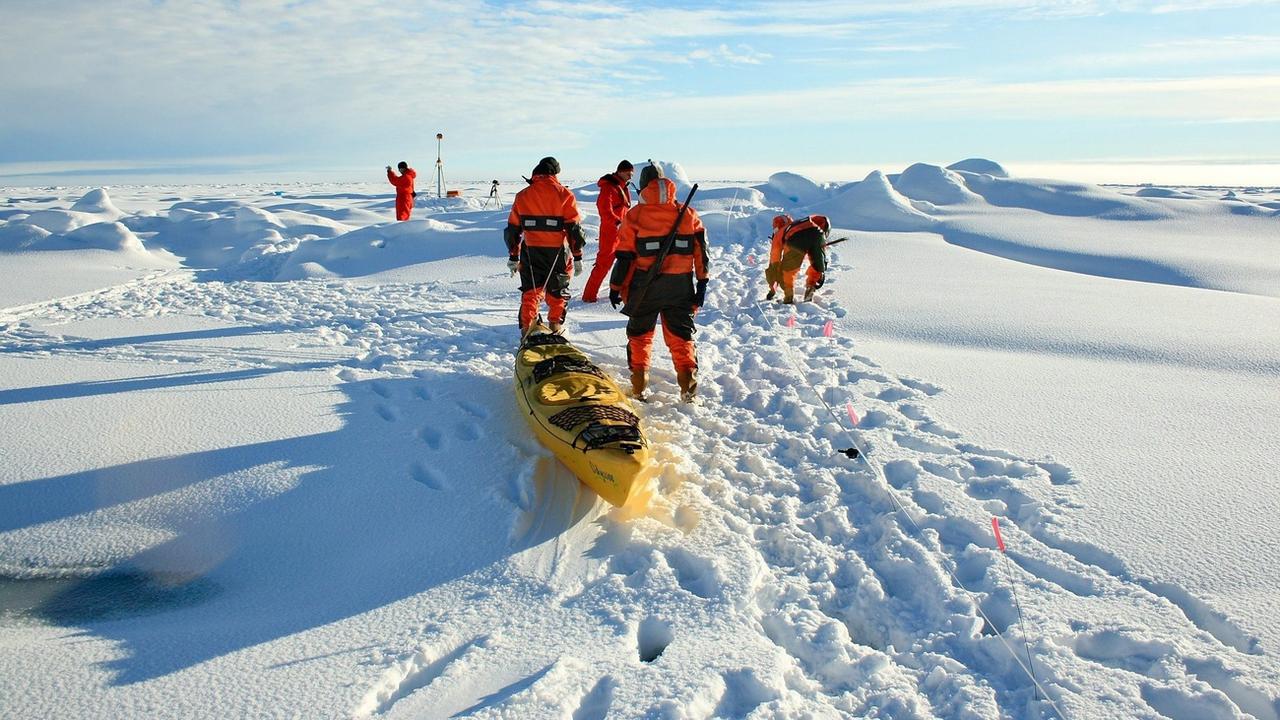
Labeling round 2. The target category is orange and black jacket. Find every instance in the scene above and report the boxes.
[609,178,708,299]
[504,174,586,261]
[778,215,830,273]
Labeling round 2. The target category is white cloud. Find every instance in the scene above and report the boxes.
[1060,34,1280,68]
[685,44,771,65]
[615,74,1280,127]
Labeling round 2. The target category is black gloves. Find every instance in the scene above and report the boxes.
[693,278,708,307]
[609,289,622,309]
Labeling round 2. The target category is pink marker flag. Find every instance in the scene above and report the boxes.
[845,402,859,427]
[748,254,756,265]
[991,517,1006,553]
[822,320,834,337]
[786,314,796,328]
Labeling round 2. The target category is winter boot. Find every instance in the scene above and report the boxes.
[549,321,563,334]
[803,285,816,302]
[677,368,698,403]
[630,369,649,401]
[765,288,776,301]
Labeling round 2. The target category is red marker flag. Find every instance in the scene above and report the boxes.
[846,402,860,427]
[992,517,1006,552]
[748,254,756,265]
[786,314,796,328]
[823,320,834,337]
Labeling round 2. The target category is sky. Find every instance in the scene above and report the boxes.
[1,0,1279,186]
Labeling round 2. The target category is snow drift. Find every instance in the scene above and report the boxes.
[893,163,983,206]
[807,170,938,232]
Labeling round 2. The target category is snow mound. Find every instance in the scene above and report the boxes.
[807,170,938,231]
[61,221,146,252]
[283,261,339,280]
[274,219,498,280]
[413,195,489,214]
[265,202,387,225]
[1134,187,1200,199]
[0,221,53,251]
[234,206,285,232]
[691,186,768,214]
[20,188,127,234]
[960,174,1169,219]
[168,208,220,223]
[639,160,694,194]
[765,172,828,205]
[947,158,1010,178]
[69,188,124,219]
[893,163,982,206]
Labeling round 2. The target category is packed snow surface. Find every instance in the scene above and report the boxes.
[1,167,1278,719]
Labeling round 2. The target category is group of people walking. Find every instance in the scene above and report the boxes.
[504,157,712,402]
[387,156,832,403]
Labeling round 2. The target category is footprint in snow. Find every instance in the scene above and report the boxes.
[456,399,489,419]
[892,432,957,456]
[572,676,616,720]
[417,425,442,450]
[1037,460,1076,485]
[376,403,399,422]
[900,377,944,395]
[712,668,779,718]
[453,422,481,442]
[663,547,722,600]
[371,380,392,398]
[637,617,673,663]
[876,386,917,402]
[411,461,446,490]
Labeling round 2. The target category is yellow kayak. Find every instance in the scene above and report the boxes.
[513,324,655,507]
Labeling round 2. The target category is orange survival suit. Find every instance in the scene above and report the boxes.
[609,168,708,398]
[581,170,632,302]
[769,214,829,303]
[387,166,416,221]
[504,157,587,332]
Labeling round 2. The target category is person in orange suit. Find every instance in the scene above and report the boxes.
[504,156,587,334]
[608,163,708,402]
[764,213,792,300]
[771,214,830,303]
[581,160,634,303]
[386,161,417,221]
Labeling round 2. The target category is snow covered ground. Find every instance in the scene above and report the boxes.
[1,163,1278,718]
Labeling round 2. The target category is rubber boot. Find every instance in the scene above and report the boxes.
[630,369,649,401]
[677,368,698,403]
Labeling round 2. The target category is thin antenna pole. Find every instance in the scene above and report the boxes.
[435,132,444,199]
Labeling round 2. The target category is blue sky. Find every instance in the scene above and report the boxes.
[1,0,1278,184]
